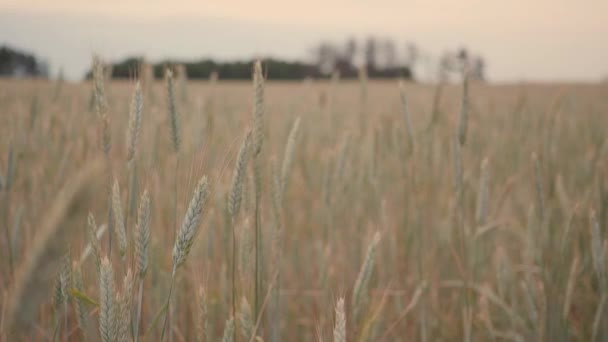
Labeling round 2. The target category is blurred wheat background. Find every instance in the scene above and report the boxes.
[1,58,608,342]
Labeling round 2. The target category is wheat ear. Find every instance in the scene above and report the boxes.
[222,317,235,342]
[166,69,181,153]
[133,190,150,342]
[112,179,128,259]
[100,257,116,342]
[126,81,144,165]
[333,297,346,342]
[161,176,210,341]
[280,117,301,195]
[352,232,381,323]
[239,296,254,341]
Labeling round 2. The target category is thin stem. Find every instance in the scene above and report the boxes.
[124,163,132,239]
[107,198,113,256]
[254,158,262,321]
[160,267,177,342]
[63,301,68,342]
[173,155,180,239]
[134,278,144,342]
[107,159,113,257]
[3,190,13,278]
[168,155,179,342]
[232,217,238,341]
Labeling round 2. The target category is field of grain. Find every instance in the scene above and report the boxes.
[1,62,608,341]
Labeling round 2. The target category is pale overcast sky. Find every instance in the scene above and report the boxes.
[1,0,607,82]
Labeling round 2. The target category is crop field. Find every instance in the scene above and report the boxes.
[0,61,608,341]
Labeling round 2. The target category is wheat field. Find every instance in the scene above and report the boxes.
[1,62,608,341]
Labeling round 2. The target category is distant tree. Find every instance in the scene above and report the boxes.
[0,45,48,78]
[470,57,485,81]
[344,38,357,66]
[364,37,378,71]
[438,47,486,81]
[404,43,419,69]
[86,34,416,81]
[457,47,469,67]
[382,39,397,69]
[86,58,321,80]
[314,42,338,74]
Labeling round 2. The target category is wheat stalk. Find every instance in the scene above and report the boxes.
[197,286,210,342]
[228,131,252,325]
[532,153,544,222]
[269,159,283,342]
[590,210,606,290]
[398,81,415,151]
[476,158,489,226]
[457,72,469,145]
[239,218,254,285]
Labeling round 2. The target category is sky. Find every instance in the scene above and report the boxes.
[1,0,607,82]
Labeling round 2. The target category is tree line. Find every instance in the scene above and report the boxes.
[0,37,485,82]
[0,45,49,78]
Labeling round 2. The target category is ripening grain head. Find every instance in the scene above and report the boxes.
[134,189,151,278]
[116,269,133,342]
[239,296,253,340]
[92,55,107,116]
[252,60,265,156]
[99,257,116,342]
[86,212,102,271]
[166,68,181,153]
[280,117,301,195]
[197,286,210,342]
[333,297,346,342]
[222,317,235,342]
[352,231,381,322]
[228,131,252,219]
[126,81,144,165]
[112,179,127,258]
[172,176,210,268]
